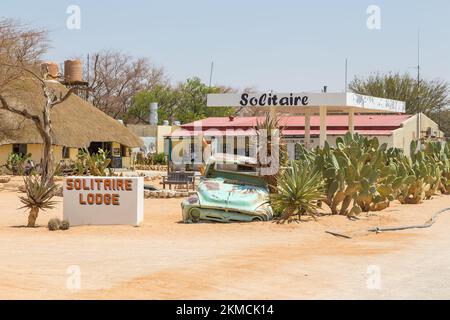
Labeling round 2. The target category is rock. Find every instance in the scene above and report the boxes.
[0,176,11,184]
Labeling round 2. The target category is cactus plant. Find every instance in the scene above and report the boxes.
[48,218,61,231]
[312,133,397,216]
[59,219,70,230]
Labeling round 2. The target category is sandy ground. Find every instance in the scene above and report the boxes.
[0,177,450,299]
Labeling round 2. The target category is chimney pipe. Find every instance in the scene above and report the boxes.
[149,102,158,125]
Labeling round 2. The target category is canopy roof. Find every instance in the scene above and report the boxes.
[0,79,143,148]
[207,92,406,113]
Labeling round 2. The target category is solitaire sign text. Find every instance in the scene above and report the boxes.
[65,177,133,206]
[63,176,144,226]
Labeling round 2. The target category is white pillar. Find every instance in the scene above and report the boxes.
[348,109,355,134]
[319,106,327,148]
[304,111,311,149]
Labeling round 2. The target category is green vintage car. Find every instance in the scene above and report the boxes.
[181,154,273,223]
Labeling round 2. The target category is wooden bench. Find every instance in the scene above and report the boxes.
[161,172,195,191]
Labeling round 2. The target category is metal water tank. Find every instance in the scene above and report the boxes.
[41,62,59,79]
[64,59,83,83]
[172,120,181,126]
[149,102,158,125]
[162,120,169,126]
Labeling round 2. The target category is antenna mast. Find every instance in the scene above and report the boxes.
[345,58,348,92]
[416,30,421,149]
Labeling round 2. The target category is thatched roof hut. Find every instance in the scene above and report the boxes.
[0,79,143,148]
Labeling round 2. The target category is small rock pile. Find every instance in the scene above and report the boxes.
[0,176,11,184]
[135,165,167,171]
[144,190,195,199]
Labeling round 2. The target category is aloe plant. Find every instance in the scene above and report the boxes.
[19,175,58,227]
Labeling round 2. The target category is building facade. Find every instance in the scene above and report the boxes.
[166,113,444,162]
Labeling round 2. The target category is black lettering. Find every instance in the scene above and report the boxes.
[302,96,309,105]
[240,93,248,106]
[280,97,289,105]
[272,95,278,105]
[259,93,267,106]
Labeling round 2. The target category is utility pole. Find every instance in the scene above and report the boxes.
[345,58,348,93]
[416,30,421,150]
[209,61,214,89]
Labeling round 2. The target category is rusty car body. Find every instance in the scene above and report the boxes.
[181,154,273,223]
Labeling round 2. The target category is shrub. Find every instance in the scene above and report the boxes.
[5,152,31,175]
[48,218,61,231]
[153,152,167,165]
[271,160,323,222]
[59,220,70,230]
[19,175,58,227]
[75,148,112,176]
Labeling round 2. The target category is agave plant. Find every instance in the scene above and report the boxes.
[19,175,58,227]
[271,160,324,222]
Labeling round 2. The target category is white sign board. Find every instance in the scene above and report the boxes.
[207,92,405,113]
[63,177,144,226]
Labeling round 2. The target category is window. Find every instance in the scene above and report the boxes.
[62,146,70,159]
[121,145,129,157]
[12,144,27,155]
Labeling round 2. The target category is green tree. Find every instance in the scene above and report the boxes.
[126,84,179,124]
[349,72,449,136]
[126,77,234,125]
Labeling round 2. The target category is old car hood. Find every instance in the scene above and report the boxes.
[197,177,270,213]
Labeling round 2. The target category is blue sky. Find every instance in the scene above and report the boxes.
[1,0,449,91]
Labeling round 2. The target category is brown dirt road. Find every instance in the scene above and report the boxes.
[0,179,449,299]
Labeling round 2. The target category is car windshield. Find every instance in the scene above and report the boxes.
[205,162,266,188]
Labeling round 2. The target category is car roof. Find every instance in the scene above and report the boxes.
[207,153,258,166]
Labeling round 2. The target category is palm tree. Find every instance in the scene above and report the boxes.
[19,175,58,227]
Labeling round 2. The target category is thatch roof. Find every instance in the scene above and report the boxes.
[0,79,143,148]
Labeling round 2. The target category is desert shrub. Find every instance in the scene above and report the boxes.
[75,148,112,176]
[59,220,70,230]
[19,175,58,227]
[271,160,323,222]
[5,152,31,175]
[135,152,167,165]
[153,152,167,165]
[48,218,61,231]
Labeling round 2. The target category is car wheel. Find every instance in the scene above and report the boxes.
[189,208,201,223]
[252,216,263,222]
